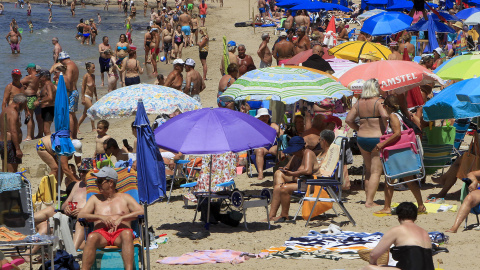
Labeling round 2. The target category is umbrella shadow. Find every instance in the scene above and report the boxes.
[156,221,281,233]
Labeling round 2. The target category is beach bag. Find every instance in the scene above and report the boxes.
[33,175,57,212]
[39,250,79,270]
[302,185,333,220]
[457,131,480,179]
[423,125,456,145]
[379,119,416,149]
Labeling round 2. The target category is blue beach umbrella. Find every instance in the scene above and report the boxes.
[361,12,413,36]
[133,99,166,270]
[52,74,75,208]
[423,16,440,53]
[456,7,480,19]
[276,0,304,8]
[406,14,455,33]
[456,78,480,104]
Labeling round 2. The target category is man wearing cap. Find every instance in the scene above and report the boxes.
[21,63,41,141]
[237,44,256,77]
[5,26,22,54]
[184,58,205,102]
[253,108,282,180]
[79,167,144,270]
[257,33,272,68]
[0,94,27,172]
[220,41,238,75]
[293,26,310,55]
[388,41,402,60]
[2,69,24,111]
[302,44,334,74]
[52,37,62,63]
[58,51,80,139]
[273,32,295,65]
[36,70,55,136]
[164,59,185,90]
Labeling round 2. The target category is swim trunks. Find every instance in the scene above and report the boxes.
[151,47,160,55]
[126,24,131,30]
[68,90,79,113]
[125,76,140,86]
[163,42,172,52]
[99,56,110,73]
[181,25,191,36]
[83,33,90,37]
[10,43,20,51]
[259,60,271,68]
[259,7,265,13]
[187,3,193,10]
[26,95,37,110]
[278,59,290,65]
[41,106,55,122]
[199,51,208,60]
[200,14,206,19]
[0,141,22,164]
[91,228,134,246]
[36,138,47,151]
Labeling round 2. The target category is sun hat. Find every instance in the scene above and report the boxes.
[11,69,21,75]
[173,58,185,65]
[453,21,463,28]
[25,63,36,70]
[283,136,305,154]
[72,139,82,157]
[92,167,118,180]
[324,115,342,128]
[255,108,271,118]
[279,31,288,37]
[185,58,195,67]
[58,51,70,60]
[434,47,443,55]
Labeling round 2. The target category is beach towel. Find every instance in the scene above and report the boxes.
[0,172,23,192]
[86,167,138,197]
[157,249,267,265]
[319,144,340,177]
[32,174,57,212]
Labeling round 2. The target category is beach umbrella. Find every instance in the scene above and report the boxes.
[435,60,480,80]
[290,1,352,12]
[365,0,388,5]
[456,77,480,104]
[386,0,413,10]
[423,80,480,120]
[465,12,480,25]
[433,54,480,74]
[361,12,413,36]
[154,108,276,230]
[52,74,76,209]
[338,60,444,94]
[133,100,166,270]
[431,11,459,21]
[276,0,304,8]
[328,41,392,62]
[87,84,201,119]
[219,66,352,104]
[331,60,362,78]
[357,9,386,19]
[456,7,480,19]
[423,15,441,53]
[283,49,334,66]
[406,14,456,33]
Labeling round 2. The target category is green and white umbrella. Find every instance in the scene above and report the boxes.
[220,66,353,104]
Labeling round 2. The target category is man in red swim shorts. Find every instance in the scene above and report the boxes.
[78,167,144,270]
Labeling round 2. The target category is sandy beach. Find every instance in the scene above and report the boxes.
[10,0,477,269]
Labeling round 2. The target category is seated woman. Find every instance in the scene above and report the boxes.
[446,170,480,233]
[267,131,335,222]
[253,108,282,180]
[360,202,435,270]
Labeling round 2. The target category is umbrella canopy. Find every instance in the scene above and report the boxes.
[361,12,413,36]
[431,11,459,21]
[284,49,334,66]
[435,59,480,80]
[338,60,444,93]
[219,66,352,104]
[52,74,75,156]
[423,80,480,121]
[456,7,480,19]
[328,41,392,62]
[276,0,303,8]
[87,84,201,119]
[327,58,359,74]
[387,0,413,10]
[134,100,166,204]
[406,14,455,33]
[357,9,386,19]
[423,15,441,53]
[465,12,480,25]
[154,108,277,154]
[434,54,480,74]
[456,77,480,104]
[290,1,352,12]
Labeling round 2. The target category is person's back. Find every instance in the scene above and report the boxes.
[275,39,294,61]
[355,97,386,138]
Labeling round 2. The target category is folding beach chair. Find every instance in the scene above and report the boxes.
[453,118,471,156]
[380,140,425,186]
[292,137,356,226]
[167,156,202,203]
[459,179,480,229]
[79,168,145,270]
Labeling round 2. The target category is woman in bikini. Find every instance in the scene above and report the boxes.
[78,62,98,133]
[115,34,130,86]
[173,24,184,59]
[346,79,389,208]
[217,63,238,109]
[119,48,144,86]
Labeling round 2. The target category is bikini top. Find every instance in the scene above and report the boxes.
[357,97,382,120]
[117,45,128,50]
[223,77,232,91]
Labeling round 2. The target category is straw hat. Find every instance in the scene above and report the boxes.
[358,249,389,265]
[453,21,463,29]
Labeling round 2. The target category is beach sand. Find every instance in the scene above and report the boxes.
[15,0,476,269]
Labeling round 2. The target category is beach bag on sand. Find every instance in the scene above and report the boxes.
[302,185,333,220]
[457,131,480,179]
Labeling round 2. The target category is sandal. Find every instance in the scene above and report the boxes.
[274,217,288,223]
[425,197,445,204]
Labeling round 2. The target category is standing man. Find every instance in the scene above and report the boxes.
[5,26,22,54]
[0,94,27,172]
[2,69,24,111]
[99,36,111,87]
[164,59,184,90]
[35,70,55,136]
[186,0,194,15]
[237,45,256,76]
[179,11,192,47]
[162,24,174,64]
[257,33,272,68]
[59,52,80,139]
[199,0,207,27]
[70,0,75,16]
[21,63,41,141]
[272,31,295,65]
[184,58,205,103]
[52,37,62,63]
[150,28,160,75]
[284,10,294,30]
[293,26,310,54]
[220,41,238,75]
[258,0,266,22]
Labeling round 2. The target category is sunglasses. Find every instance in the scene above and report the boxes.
[95,177,110,185]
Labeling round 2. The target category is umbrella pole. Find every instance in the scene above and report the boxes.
[57,155,61,210]
[143,203,151,270]
[205,154,212,231]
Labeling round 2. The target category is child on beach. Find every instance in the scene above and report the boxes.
[28,20,33,33]
[48,9,52,23]
[94,120,111,161]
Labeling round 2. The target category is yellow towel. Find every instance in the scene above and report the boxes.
[32,174,57,211]
[373,203,457,217]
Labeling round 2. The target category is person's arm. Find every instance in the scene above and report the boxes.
[466,170,480,192]
[60,155,80,182]
[137,60,144,74]
[304,111,312,130]
[201,77,206,92]
[375,113,401,150]
[185,73,192,94]
[2,85,11,111]
[369,227,397,265]
[18,33,22,44]
[272,45,278,61]
[62,183,77,211]
[377,98,389,127]
[8,110,22,159]
[78,195,114,228]
[81,74,87,105]
[345,103,359,131]
[257,41,266,58]
[93,82,98,101]
[220,57,225,75]
[5,33,10,44]
[118,58,127,72]
[163,72,174,87]
[198,35,207,47]
[285,150,316,177]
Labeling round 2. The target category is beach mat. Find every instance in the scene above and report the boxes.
[373,202,457,217]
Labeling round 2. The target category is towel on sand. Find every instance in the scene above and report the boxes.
[157,249,267,265]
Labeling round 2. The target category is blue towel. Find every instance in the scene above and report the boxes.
[0,172,23,192]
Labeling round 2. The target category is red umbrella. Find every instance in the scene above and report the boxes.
[284,49,334,65]
[338,60,444,94]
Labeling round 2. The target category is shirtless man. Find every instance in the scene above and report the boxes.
[155,10,163,27]
[35,70,55,136]
[253,108,281,179]
[162,24,174,63]
[2,69,24,111]
[5,26,22,54]
[388,41,402,60]
[293,26,310,55]
[257,33,272,68]
[294,10,310,33]
[70,0,75,17]
[0,94,26,172]
[21,63,41,141]
[99,36,111,87]
[149,28,160,74]
[79,167,144,270]
[144,26,152,65]
[273,32,294,65]
[103,138,129,162]
[52,37,62,63]
[191,14,199,45]
[237,44,256,77]
[220,41,238,75]
[179,11,192,47]
[164,59,184,90]
[258,0,266,21]
[284,10,294,30]
[59,52,80,139]
[184,58,205,103]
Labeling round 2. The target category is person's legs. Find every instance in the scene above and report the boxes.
[178,44,183,58]
[268,184,282,220]
[366,150,383,207]
[82,232,108,270]
[34,206,56,224]
[273,169,293,186]
[70,112,78,139]
[446,190,480,233]
[376,183,394,214]
[108,75,117,92]
[43,120,53,136]
[35,109,44,138]
[254,147,267,179]
[26,108,35,140]
[37,150,58,178]
[432,156,462,198]
[114,229,134,270]
[406,180,425,212]
[201,58,207,80]
[278,183,297,219]
[73,221,85,250]
[78,97,93,131]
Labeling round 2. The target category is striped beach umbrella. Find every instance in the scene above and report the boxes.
[219,66,353,104]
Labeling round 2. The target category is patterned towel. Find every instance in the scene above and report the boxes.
[158,249,267,265]
[0,173,23,192]
[86,167,138,200]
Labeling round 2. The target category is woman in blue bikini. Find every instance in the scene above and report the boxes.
[346,79,388,208]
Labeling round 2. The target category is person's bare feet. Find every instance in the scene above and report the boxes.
[445,228,457,233]
[417,205,427,213]
[23,137,32,142]
[365,202,380,208]
[262,217,277,222]
[374,208,391,214]
[257,174,264,180]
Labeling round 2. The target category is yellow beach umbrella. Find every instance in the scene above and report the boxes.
[328,41,392,62]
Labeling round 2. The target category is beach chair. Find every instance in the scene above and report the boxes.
[453,118,471,156]
[292,137,356,226]
[421,125,456,175]
[380,140,425,186]
[167,156,201,203]
[79,168,145,270]
[459,179,480,229]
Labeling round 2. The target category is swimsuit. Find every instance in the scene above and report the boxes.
[126,24,131,30]
[181,25,191,36]
[68,90,79,113]
[0,141,22,164]
[26,95,37,110]
[85,94,92,100]
[145,41,151,47]
[278,59,290,65]
[10,43,19,51]
[174,33,183,46]
[217,78,233,107]
[41,106,55,122]
[356,98,382,153]
[92,228,134,246]
[390,246,434,270]
[36,138,46,151]
[187,3,193,10]
[125,76,140,86]
[99,56,110,73]
[83,33,90,37]
[259,7,265,13]
[163,42,172,52]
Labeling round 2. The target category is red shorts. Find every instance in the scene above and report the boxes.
[92,227,134,246]
[151,48,160,55]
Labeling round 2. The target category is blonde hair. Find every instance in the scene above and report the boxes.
[199,27,208,36]
[361,79,381,99]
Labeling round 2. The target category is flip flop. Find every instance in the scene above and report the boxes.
[274,217,288,223]
[175,231,194,238]
[188,231,210,240]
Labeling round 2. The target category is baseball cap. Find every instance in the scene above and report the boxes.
[279,31,287,37]
[35,69,51,78]
[283,136,305,154]
[92,167,118,180]
[11,69,21,75]
[255,108,271,118]
[173,58,185,65]
[26,63,36,70]
[434,47,443,55]
[185,58,195,67]
[72,139,82,157]
[324,115,342,128]
[227,40,236,47]
[58,51,70,60]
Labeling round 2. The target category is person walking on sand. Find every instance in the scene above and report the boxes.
[272,32,294,65]
[78,62,98,133]
[184,58,205,103]
[58,51,80,140]
[99,36,111,87]
[198,27,209,81]
[36,70,55,136]
[179,10,192,47]
[5,26,22,54]
[199,0,207,27]
[257,33,272,68]
[162,24,173,64]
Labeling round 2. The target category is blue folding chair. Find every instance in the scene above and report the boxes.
[453,118,471,156]
[381,140,425,186]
